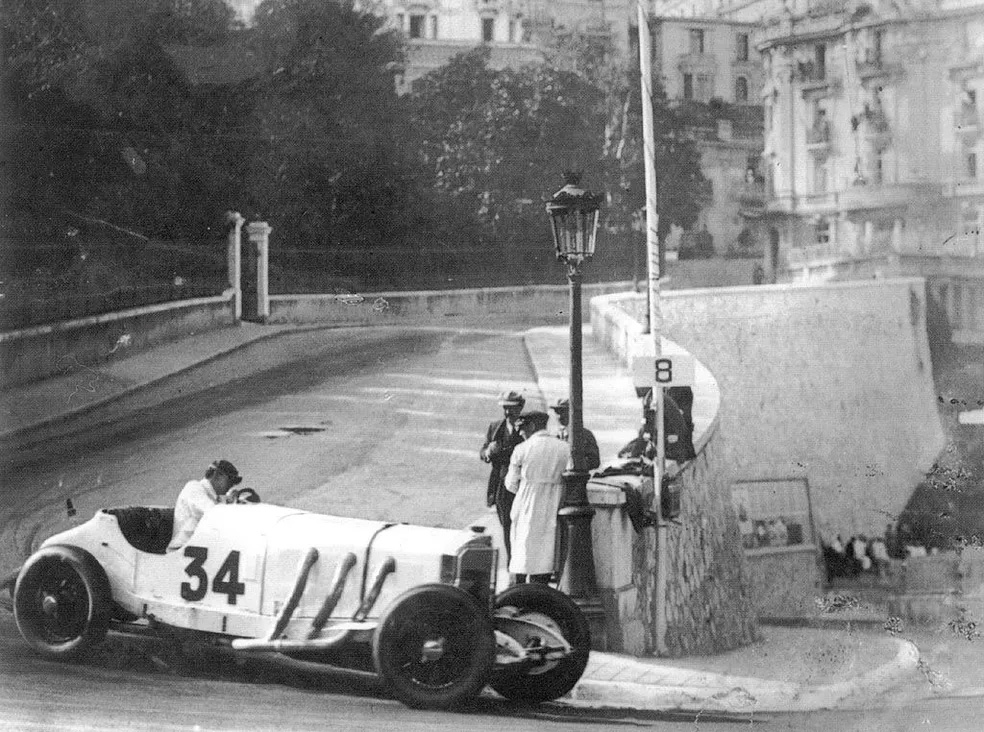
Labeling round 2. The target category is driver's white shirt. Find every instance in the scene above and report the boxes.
[168,478,221,552]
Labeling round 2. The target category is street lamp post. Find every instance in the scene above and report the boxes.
[546,172,603,608]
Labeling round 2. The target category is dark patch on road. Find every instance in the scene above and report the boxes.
[280,426,327,435]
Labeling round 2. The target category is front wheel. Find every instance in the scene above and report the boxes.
[490,583,591,703]
[373,583,496,709]
[14,545,111,660]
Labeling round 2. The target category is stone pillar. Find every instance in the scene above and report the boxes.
[246,221,272,322]
[226,212,244,320]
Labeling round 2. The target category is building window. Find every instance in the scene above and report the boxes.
[431,15,438,39]
[683,73,693,100]
[960,88,978,126]
[874,150,884,183]
[870,28,884,64]
[409,14,425,39]
[395,13,404,31]
[815,43,826,79]
[813,160,828,193]
[969,150,978,179]
[735,76,749,102]
[696,74,714,102]
[689,29,705,54]
[508,19,515,42]
[737,33,749,61]
[961,203,982,251]
[482,17,494,42]
[816,218,831,245]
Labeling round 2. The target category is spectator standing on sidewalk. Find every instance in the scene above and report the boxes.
[480,390,526,563]
[549,397,601,471]
[505,411,570,584]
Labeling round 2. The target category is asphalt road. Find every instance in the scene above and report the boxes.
[2,325,983,731]
[0,326,539,568]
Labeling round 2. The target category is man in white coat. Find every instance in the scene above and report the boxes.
[505,411,571,584]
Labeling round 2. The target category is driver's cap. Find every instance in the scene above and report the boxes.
[211,459,242,485]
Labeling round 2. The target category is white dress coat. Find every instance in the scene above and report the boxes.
[168,478,220,551]
[505,430,571,575]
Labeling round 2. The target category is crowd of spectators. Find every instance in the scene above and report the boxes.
[821,523,930,583]
[739,511,807,549]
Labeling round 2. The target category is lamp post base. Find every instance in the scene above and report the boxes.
[557,468,599,596]
[557,481,609,649]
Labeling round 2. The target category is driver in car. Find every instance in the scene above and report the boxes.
[167,459,245,552]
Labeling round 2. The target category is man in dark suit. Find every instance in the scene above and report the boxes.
[480,390,526,563]
[549,398,601,471]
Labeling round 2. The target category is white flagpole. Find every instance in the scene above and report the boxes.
[637,0,667,656]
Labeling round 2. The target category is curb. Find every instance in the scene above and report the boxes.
[564,638,919,713]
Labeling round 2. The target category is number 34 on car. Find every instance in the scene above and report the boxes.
[2,501,591,710]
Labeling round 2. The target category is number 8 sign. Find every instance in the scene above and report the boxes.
[631,354,695,389]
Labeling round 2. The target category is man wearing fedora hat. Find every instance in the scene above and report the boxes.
[480,390,526,563]
[168,459,243,551]
[549,398,601,471]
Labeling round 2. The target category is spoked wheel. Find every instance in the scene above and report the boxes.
[490,583,591,703]
[373,583,496,709]
[13,546,111,660]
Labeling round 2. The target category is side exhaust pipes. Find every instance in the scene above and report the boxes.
[231,551,395,653]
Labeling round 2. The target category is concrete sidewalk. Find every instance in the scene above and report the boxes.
[0,321,943,713]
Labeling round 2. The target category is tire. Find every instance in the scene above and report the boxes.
[490,583,591,703]
[13,545,112,660]
[373,583,496,709]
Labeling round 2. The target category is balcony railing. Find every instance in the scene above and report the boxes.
[786,243,845,265]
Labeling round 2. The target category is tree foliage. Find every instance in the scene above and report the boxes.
[246,0,413,250]
[409,42,709,261]
[2,0,710,296]
[616,75,711,243]
[409,47,608,255]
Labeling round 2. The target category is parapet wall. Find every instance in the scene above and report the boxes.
[587,296,759,656]
[595,278,945,539]
[0,292,236,389]
[268,282,634,325]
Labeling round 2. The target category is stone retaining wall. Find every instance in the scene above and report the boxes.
[597,278,944,538]
[0,292,236,389]
[588,293,758,656]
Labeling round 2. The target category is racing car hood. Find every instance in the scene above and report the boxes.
[255,506,490,621]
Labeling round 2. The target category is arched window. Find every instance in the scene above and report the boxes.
[735,76,749,103]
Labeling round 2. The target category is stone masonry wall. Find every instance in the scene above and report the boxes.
[632,420,760,657]
[616,278,945,538]
[590,294,759,656]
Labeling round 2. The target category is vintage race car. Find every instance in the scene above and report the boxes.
[2,501,590,709]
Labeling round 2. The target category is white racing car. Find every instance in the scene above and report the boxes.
[2,501,590,709]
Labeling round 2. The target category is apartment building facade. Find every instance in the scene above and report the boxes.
[374,0,635,91]
[650,15,766,257]
[755,0,984,342]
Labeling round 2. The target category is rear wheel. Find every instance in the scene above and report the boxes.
[490,583,590,703]
[373,583,495,709]
[14,546,111,660]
